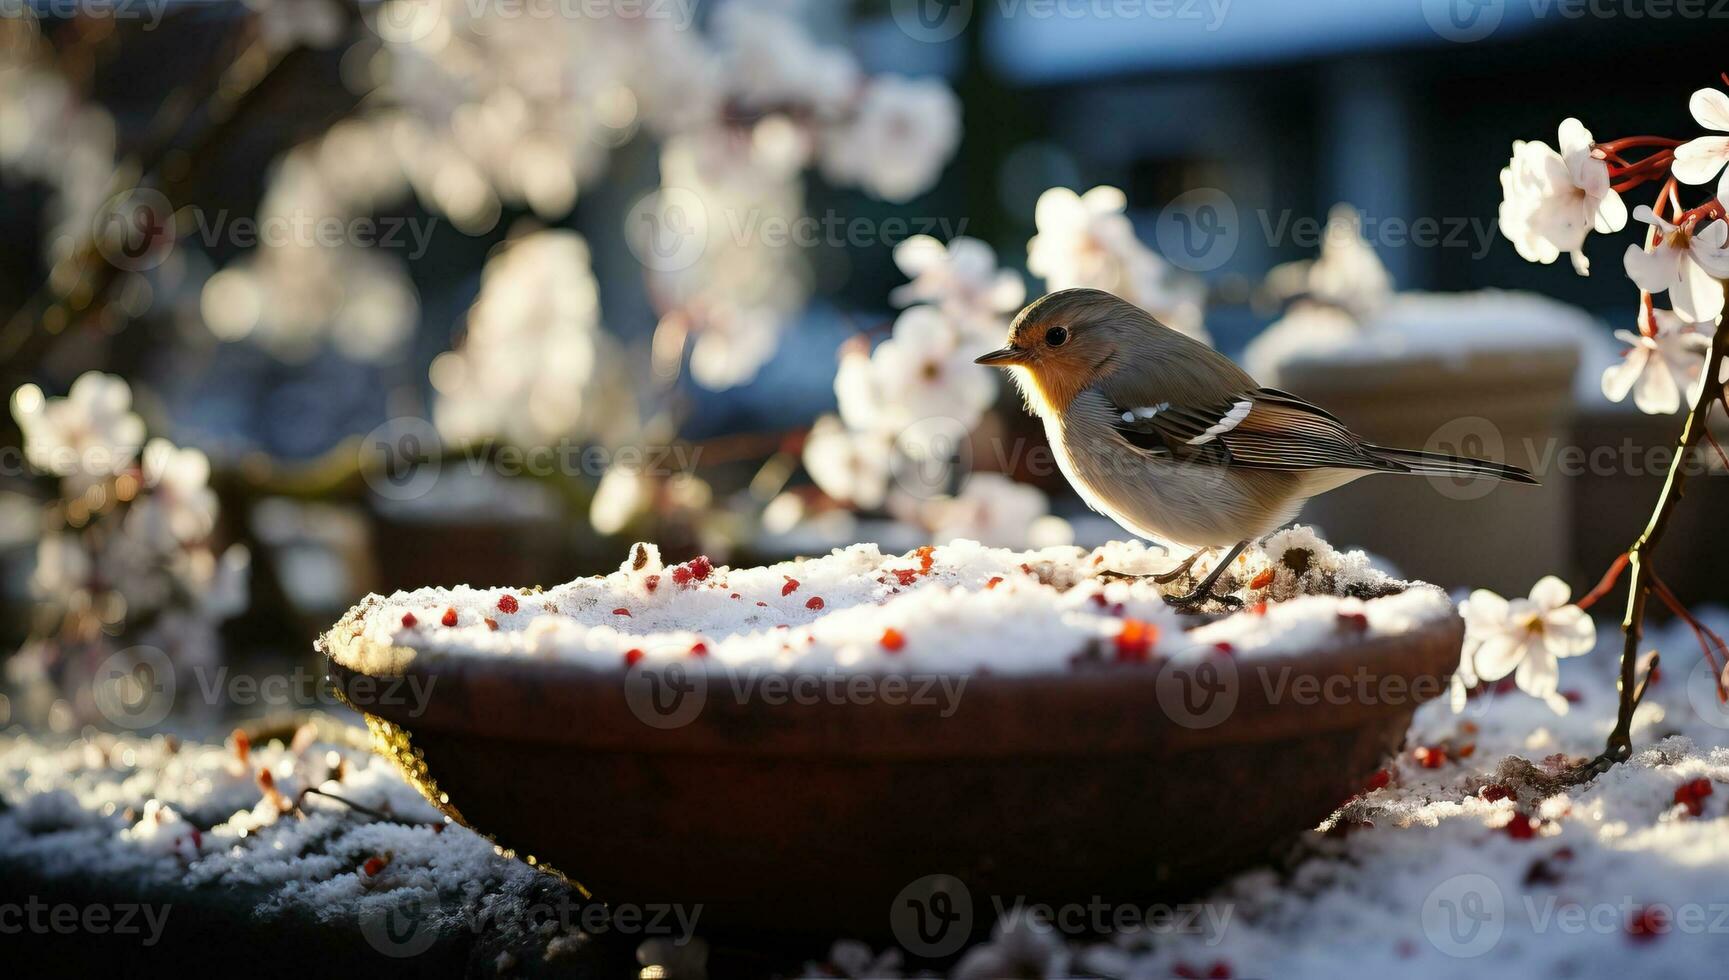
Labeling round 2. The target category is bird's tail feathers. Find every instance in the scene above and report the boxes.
[1369,446,1539,485]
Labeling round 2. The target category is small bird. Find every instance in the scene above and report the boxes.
[975,288,1536,608]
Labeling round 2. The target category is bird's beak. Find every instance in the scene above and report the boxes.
[975,346,1030,367]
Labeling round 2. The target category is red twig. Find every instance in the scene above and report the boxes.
[1576,552,1630,612]
[1650,573,1729,700]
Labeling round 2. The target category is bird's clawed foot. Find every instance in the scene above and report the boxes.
[1159,539,1251,613]
[1162,585,1244,613]
[1150,549,1205,585]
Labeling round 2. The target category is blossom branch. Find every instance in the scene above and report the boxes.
[1573,297,1729,779]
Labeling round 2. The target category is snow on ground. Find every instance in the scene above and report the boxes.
[2,611,1725,977]
[323,528,1452,677]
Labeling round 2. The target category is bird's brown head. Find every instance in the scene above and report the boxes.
[975,288,1138,416]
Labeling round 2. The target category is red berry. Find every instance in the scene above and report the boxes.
[892,568,918,587]
[441,607,458,627]
[689,555,713,580]
[1480,783,1513,802]
[1249,601,1268,616]
[1628,905,1668,942]
[880,628,906,652]
[1214,641,1234,655]
[624,648,644,667]
[613,608,631,617]
[782,577,799,596]
[484,618,499,631]
[986,576,1004,589]
[497,594,519,614]
[1414,745,1448,768]
[363,855,388,877]
[1674,778,1713,816]
[1365,769,1391,791]
[1114,619,1158,662]
[689,641,708,657]
[671,566,693,586]
[401,612,418,628]
[1337,611,1370,633]
[1249,568,1275,590]
[756,601,768,607]
[645,574,660,592]
[1089,593,1108,608]
[806,596,825,610]
[915,545,935,573]
[1504,813,1539,839]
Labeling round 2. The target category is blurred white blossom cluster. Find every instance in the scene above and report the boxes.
[1498,96,1729,416]
[431,229,633,447]
[1028,185,1209,343]
[794,236,1070,549]
[193,0,963,398]
[0,20,119,272]
[8,374,248,729]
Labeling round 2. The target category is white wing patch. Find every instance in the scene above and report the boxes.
[1186,399,1253,445]
[1118,402,1170,423]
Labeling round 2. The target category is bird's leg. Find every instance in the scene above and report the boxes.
[1164,540,1250,612]
[1150,548,1208,585]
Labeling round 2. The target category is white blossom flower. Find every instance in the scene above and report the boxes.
[126,439,218,553]
[1672,87,1729,187]
[1275,203,1393,319]
[926,474,1072,550]
[1622,207,1729,322]
[1027,185,1209,342]
[1600,311,1712,415]
[10,373,146,495]
[889,235,1025,344]
[951,909,1071,980]
[801,415,891,510]
[819,75,960,203]
[1459,576,1596,714]
[1497,119,1627,275]
[846,307,997,440]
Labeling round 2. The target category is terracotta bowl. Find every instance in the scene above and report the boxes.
[323,613,1461,938]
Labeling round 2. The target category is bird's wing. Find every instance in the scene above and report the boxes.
[1108,387,1406,473]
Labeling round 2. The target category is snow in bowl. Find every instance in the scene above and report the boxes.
[319,528,1462,937]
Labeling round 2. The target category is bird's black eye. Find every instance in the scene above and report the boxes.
[1045,326,1069,347]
